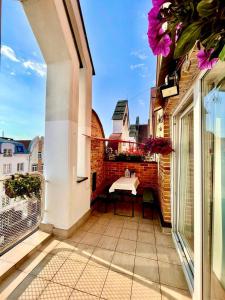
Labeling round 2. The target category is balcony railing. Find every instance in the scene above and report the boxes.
[0,173,44,255]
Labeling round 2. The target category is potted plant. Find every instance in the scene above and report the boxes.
[4,174,42,200]
[145,137,173,155]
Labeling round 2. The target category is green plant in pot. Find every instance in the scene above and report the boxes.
[4,174,42,200]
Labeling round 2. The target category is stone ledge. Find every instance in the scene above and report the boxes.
[0,230,51,283]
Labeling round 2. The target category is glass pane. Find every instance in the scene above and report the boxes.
[178,108,194,262]
[203,64,225,300]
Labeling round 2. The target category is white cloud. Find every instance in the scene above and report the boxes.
[131,50,148,60]
[23,61,47,77]
[1,45,20,62]
[138,99,145,107]
[130,63,145,70]
[10,71,16,76]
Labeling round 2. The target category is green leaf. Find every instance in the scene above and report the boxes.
[197,0,217,17]
[174,22,203,59]
[219,45,225,61]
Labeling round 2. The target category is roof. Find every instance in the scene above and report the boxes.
[108,133,122,140]
[17,140,31,151]
[112,100,128,120]
[0,137,29,154]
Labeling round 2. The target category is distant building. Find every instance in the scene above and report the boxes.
[109,100,130,152]
[129,116,149,146]
[109,100,149,153]
[0,136,44,178]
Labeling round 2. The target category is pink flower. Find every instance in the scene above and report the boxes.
[148,28,172,57]
[148,6,160,27]
[152,0,167,7]
[197,49,218,70]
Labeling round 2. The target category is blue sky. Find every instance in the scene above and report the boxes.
[0,0,155,139]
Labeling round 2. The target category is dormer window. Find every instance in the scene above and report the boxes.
[16,146,24,153]
[3,149,12,157]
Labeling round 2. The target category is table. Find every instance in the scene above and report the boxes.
[109,176,140,195]
[109,177,140,217]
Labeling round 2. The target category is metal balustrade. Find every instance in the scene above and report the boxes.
[0,173,44,255]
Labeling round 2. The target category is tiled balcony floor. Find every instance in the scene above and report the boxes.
[0,204,191,299]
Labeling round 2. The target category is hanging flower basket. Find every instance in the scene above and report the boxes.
[145,137,173,155]
[4,174,42,200]
[147,0,225,70]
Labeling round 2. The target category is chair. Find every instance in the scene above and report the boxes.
[98,184,111,213]
[142,188,155,219]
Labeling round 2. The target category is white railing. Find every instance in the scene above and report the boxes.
[0,173,45,255]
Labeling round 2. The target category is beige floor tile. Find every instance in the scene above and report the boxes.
[131,278,161,300]
[120,228,137,241]
[134,256,159,283]
[155,233,175,248]
[69,230,87,243]
[80,232,102,247]
[158,261,189,290]
[139,218,154,225]
[116,239,136,256]
[80,221,96,231]
[23,231,50,247]
[101,270,132,300]
[161,284,191,299]
[0,270,30,299]
[157,246,181,265]
[111,252,135,274]
[70,289,99,299]
[68,244,94,264]
[8,275,49,300]
[98,236,118,251]
[51,241,75,258]
[104,226,122,238]
[89,247,114,269]
[108,219,125,228]
[52,259,86,288]
[76,265,108,297]
[39,239,61,254]
[136,242,157,260]
[96,217,111,226]
[39,282,73,299]
[88,216,100,223]
[123,221,139,230]
[30,254,66,280]
[138,223,154,233]
[0,260,15,277]
[17,251,48,274]
[137,231,155,244]
[1,243,35,264]
[88,224,108,235]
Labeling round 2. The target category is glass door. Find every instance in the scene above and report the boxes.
[202,64,225,300]
[177,104,194,272]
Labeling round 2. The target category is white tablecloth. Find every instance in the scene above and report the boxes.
[109,177,140,195]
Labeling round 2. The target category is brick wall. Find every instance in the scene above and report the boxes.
[91,110,105,201]
[104,161,158,194]
[155,48,200,223]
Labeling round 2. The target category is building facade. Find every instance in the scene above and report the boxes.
[151,49,225,299]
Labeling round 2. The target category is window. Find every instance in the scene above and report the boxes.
[32,164,38,172]
[38,152,42,160]
[17,163,24,172]
[178,106,194,267]
[202,66,225,300]
[3,164,12,174]
[3,149,12,157]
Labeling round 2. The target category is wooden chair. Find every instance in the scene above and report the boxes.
[142,188,155,219]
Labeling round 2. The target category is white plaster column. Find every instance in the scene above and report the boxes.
[22,0,92,230]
